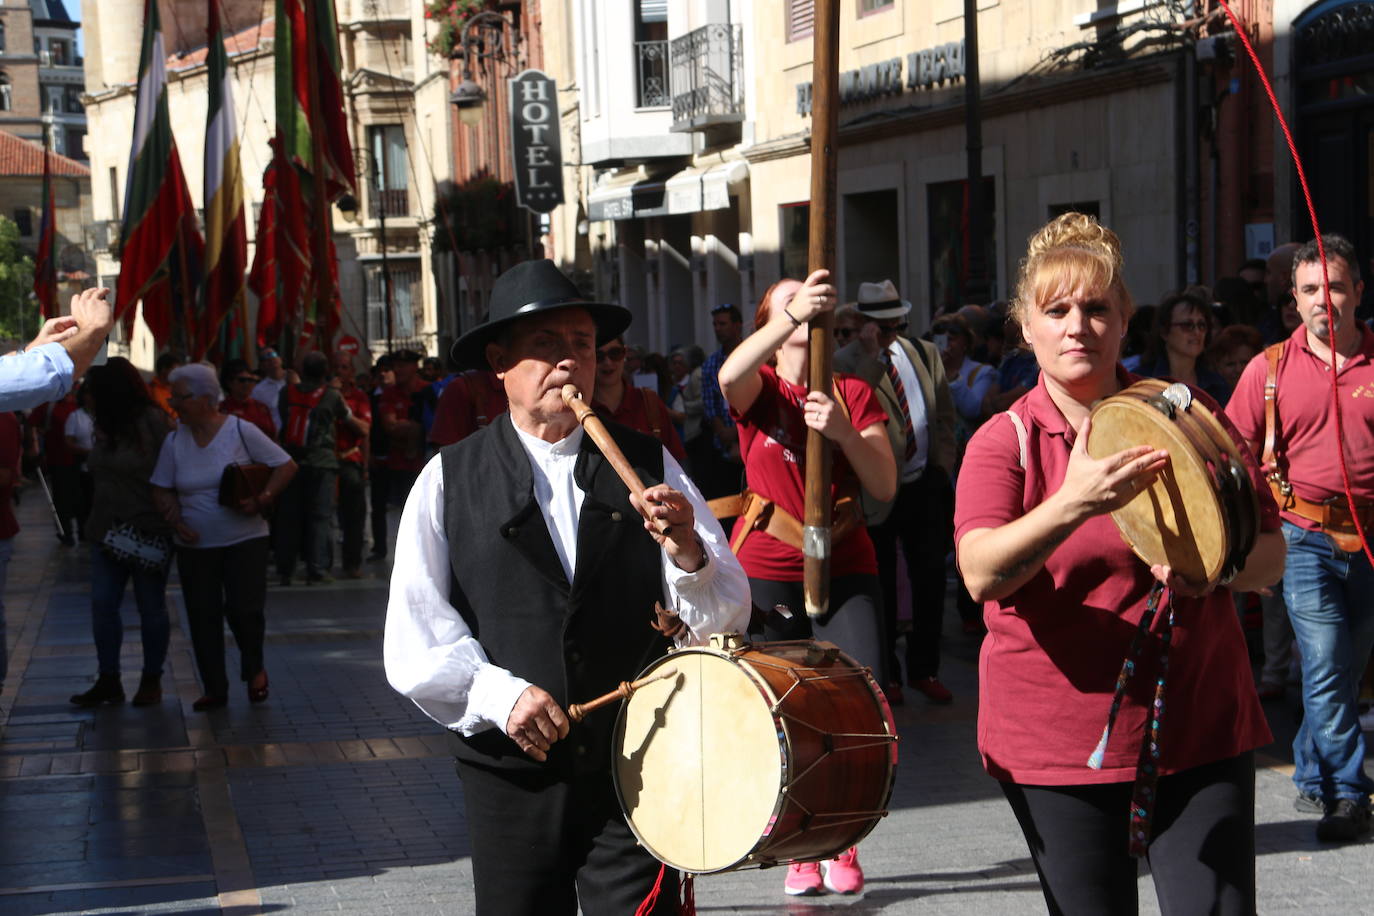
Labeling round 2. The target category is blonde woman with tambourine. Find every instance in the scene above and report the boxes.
[953,213,1285,914]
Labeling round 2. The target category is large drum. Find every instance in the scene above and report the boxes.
[1088,379,1259,586]
[612,635,897,875]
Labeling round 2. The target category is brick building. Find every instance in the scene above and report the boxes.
[0,1,85,159]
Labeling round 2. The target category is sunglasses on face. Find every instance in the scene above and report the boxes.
[1172,320,1208,333]
[835,328,856,341]
[597,346,627,362]
[876,321,908,334]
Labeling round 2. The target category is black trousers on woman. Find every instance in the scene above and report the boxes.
[1000,752,1256,916]
[747,573,884,674]
[176,536,269,697]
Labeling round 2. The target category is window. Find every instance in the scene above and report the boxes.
[49,40,68,66]
[12,208,32,237]
[0,22,6,54]
[842,189,900,301]
[65,87,81,113]
[859,0,894,14]
[634,0,669,108]
[65,127,84,159]
[787,0,815,42]
[0,74,10,112]
[779,202,810,281]
[365,262,419,340]
[45,85,62,114]
[927,177,998,315]
[367,124,408,218]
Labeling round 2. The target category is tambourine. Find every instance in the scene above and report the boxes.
[1087,380,1259,587]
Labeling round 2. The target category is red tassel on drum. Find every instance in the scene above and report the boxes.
[634,863,666,916]
[681,873,696,915]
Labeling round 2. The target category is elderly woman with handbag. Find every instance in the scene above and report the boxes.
[151,363,296,711]
[70,358,175,708]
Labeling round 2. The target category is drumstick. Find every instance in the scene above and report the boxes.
[560,384,673,536]
[567,666,679,722]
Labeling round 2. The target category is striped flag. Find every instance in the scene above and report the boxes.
[201,0,248,360]
[33,135,56,321]
[248,137,310,349]
[273,0,354,346]
[115,0,204,347]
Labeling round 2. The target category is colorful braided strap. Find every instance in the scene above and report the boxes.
[1086,581,1176,857]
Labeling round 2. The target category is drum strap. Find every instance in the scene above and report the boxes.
[1261,341,1290,506]
[1004,410,1029,469]
[1088,581,1176,857]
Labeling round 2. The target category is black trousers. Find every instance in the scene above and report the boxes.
[368,464,389,557]
[456,759,677,915]
[747,574,884,674]
[275,466,336,578]
[1001,752,1257,916]
[337,462,366,570]
[176,537,269,697]
[868,466,954,683]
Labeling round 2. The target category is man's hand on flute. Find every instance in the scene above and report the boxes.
[630,483,706,573]
[505,685,570,762]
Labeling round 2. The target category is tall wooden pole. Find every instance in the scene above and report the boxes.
[803,0,840,619]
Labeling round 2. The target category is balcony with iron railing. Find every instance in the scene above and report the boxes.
[370,188,410,219]
[670,24,744,132]
[635,40,671,109]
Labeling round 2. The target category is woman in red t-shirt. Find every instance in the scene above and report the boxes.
[954,213,1285,913]
[718,269,895,898]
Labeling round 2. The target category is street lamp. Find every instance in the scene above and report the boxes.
[449,11,510,126]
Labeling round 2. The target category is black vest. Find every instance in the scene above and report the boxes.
[441,413,671,775]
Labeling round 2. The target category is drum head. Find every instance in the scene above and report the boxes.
[614,650,784,874]
[1088,395,1227,584]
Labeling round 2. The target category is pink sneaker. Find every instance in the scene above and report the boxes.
[783,860,824,896]
[822,846,864,894]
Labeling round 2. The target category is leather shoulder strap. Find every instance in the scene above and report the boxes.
[1262,341,1286,471]
[1004,410,1028,470]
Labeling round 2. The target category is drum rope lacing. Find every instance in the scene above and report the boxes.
[1214,0,1372,565]
[1088,581,1176,857]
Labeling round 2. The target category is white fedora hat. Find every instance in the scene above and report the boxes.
[855,280,912,320]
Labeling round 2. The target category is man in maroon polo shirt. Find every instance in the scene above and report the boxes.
[1226,233,1374,843]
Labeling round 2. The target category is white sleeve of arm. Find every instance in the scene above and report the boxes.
[659,448,752,646]
[383,457,531,735]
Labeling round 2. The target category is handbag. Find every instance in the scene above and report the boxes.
[217,418,273,510]
[101,522,171,573]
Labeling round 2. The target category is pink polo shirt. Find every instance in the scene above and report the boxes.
[954,369,1275,785]
[1226,323,1374,530]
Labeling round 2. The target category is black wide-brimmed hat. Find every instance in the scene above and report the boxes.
[450,259,631,369]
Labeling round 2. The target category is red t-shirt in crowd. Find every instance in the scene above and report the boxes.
[1226,322,1374,530]
[729,364,886,581]
[379,377,429,472]
[593,384,687,464]
[221,397,276,440]
[954,370,1276,785]
[0,412,21,539]
[337,386,372,465]
[429,370,509,447]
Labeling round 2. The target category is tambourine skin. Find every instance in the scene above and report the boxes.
[1086,380,1257,586]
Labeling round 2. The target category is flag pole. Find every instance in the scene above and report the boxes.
[803,0,841,619]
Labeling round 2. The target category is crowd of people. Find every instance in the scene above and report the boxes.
[0,218,1372,914]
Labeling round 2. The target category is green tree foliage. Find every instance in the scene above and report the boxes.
[0,216,37,342]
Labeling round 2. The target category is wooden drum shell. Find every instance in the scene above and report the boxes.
[612,639,898,875]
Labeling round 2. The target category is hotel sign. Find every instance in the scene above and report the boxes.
[796,40,966,116]
[509,69,565,214]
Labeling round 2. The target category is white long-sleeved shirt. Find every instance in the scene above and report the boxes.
[383,425,752,736]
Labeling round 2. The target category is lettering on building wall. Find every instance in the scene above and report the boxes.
[509,69,565,214]
[796,40,966,116]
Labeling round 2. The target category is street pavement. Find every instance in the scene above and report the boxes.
[0,494,1370,915]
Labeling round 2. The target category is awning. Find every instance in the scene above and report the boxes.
[587,160,750,222]
[587,172,668,222]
